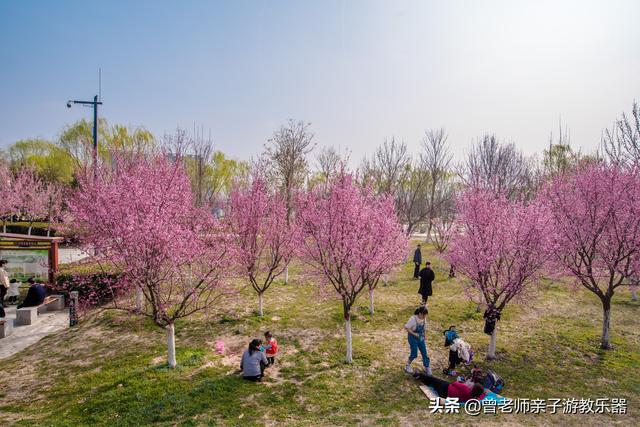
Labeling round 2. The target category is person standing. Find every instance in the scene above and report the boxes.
[412,244,422,279]
[418,261,435,306]
[263,331,278,366]
[404,306,431,375]
[0,260,9,316]
[7,279,21,304]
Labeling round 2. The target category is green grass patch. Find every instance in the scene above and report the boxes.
[0,242,637,426]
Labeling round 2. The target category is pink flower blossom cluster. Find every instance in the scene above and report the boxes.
[447,163,640,351]
[541,164,640,349]
[227,175,298,315]
[296,175,408,315]
[66,154,236,328]
[446,188,553,313]
[0,162,64,234]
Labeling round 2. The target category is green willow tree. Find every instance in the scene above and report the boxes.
[7,139,75,184]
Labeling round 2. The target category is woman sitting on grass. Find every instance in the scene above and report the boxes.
[414,372,486,402]
[240,339,268,382]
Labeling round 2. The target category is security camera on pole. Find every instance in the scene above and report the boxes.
[66,95,102,179]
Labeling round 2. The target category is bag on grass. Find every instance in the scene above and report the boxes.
[482,369,505,393]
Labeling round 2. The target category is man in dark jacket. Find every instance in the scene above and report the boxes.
[17,278,46,309]
[412,245,422,279]
[418,262,435,305]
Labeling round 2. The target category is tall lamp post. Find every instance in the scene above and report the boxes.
[66,95,103,178]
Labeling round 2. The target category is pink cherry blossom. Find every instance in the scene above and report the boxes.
[227,175,298,316]
[541,164,640,349]
[446,188,552,359]
[0,162,17,233]
[296,174,407,363]
[12,167,48,235]
[66,153,235,367]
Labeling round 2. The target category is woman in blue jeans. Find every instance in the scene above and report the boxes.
[404,306,431,375]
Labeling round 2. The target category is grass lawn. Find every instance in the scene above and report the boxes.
[0,244,638,426]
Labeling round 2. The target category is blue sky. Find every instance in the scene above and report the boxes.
[1,0,639,163]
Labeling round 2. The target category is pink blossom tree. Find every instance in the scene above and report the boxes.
[446,189,552,359]
[67,153,235,367]
[43,181,64,236]
[364,193,407,315]
[297,175,407,362]
[228,176,297,316]
[542,164,640,349]
[0,162,17,233]
[13,167,47,235]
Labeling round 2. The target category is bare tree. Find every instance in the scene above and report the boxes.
[266,119,315,219]
[461,134,533,198]
[421,129,454,238]
[190,126,215,207]
[602,101,640,168]
[163,128,190,160]
[162,127,213,206]
[315,146,350,183]
[394,159,430,235]
[361,137,410,195]
[265,119,315,283]
[365,132,454,236]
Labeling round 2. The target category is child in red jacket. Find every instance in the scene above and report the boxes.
[263,331,278,366]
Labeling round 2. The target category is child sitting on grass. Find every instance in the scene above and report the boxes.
[262,331,278,366]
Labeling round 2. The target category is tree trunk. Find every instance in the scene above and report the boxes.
[135,288,143,313]
[344,309,353,363]
[2,222,5,233]
[487,327,497,360]
[47,227,51,237]
[167,323,177,368]
[601,298,612,350]
[28,224,32,235]
[284,266,289,285]
[258,292,264,317]
[425,221,434,243]
[369,288,374,315]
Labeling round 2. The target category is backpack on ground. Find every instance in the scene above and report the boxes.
[482,369,505,393]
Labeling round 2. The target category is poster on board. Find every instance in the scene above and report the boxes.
[0,249,49,282]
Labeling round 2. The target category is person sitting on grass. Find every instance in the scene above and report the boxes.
[240,339,268,381]
[414,372,486,402]
[17,278,46,309]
